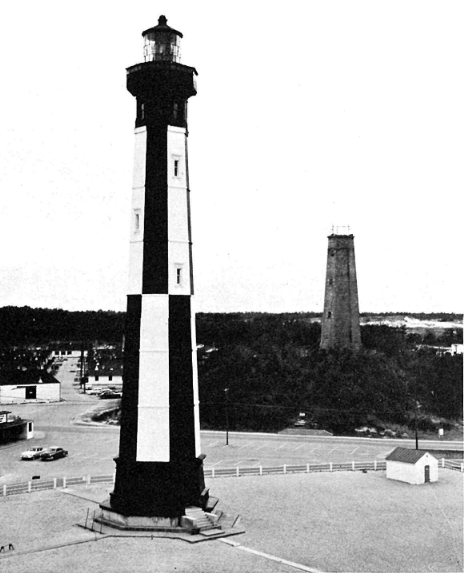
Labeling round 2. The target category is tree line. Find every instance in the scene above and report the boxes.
[196,314,462,434]
[0,306,125,346]
[0,307,462,435]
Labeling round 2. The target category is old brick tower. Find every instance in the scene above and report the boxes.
[320,228,361,350]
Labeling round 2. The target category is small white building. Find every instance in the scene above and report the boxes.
[0,411,34,442]
[385,447,438,485]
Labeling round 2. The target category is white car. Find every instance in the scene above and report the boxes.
[355,426,378,436]
[87,388,103,395]
[21,447,45,460]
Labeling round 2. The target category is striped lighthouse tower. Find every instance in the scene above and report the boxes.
[102,16,206,522]
[320,228,362,351]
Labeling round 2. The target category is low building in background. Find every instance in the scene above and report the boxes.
[50,345,88,359]
[87,364,123,390]
[0,370,60,404]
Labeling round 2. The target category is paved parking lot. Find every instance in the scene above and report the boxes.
[0,425,420,485]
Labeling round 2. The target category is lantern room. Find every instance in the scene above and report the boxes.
[142,15,182,63]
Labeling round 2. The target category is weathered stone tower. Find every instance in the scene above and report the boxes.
[320,229,361,350]
[100,16,207,527]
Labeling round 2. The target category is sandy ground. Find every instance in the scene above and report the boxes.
[0,469,462,573]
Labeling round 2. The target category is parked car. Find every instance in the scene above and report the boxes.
[21,447,44,460]
[383,429,396,438]
[354,426,378,436]
[99,390,122,399]
[40,447,68,461]
[87,388,103,395]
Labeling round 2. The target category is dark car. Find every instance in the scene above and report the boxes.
[99,390,122,399]
[40,447,68,461]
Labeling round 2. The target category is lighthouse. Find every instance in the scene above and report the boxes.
[101,16,206,524]
[320,228,362,351]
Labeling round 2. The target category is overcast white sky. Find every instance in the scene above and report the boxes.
[0,1,462,314]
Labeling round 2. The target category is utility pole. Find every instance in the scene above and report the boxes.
[414,400,421,450]
[225,388,229,446]
[80,341,84,391]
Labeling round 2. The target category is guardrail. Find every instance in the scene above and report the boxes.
[1,459,462,497]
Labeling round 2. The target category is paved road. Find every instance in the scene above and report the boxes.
[1,356,461,484]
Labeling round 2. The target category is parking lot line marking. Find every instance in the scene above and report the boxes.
[255,445,267,450]
[308,445,321,453]
[350,447,359,454]
[276,444,287,450]
[209,460,223,467]
[327,447,338,454]
[205,440,220,448]
[228,543,324,573]
[234,460,244,466]
[238,443,251,449]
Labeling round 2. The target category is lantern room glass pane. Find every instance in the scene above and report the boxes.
[144,32,181,63]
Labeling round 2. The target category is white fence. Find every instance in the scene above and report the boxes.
[1,459,462,498]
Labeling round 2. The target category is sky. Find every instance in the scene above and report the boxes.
[0,1,462,314]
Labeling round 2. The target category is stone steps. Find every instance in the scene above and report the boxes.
[183,506,219,532]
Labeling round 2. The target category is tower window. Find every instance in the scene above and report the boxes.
[327,312,332,318]
[174,159,179,177]
[140,102,145,120]
[134,210,141,232]
[328,279,333,285]
[176,267,182,285]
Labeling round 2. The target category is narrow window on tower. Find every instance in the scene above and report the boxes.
[174,159,179,177]
[327,311,332,319]
[328,278,333,286]
[176,267,182,286]
[140,102,145,120]
[134,209,141,233]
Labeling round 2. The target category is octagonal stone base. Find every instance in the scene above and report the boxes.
[98,498,183,532]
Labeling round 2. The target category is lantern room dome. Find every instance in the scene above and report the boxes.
[142,15,183,63]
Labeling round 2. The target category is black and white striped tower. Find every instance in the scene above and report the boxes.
[103,16,206,521]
